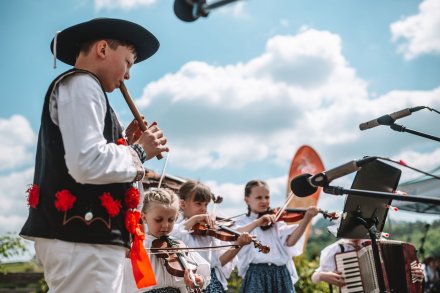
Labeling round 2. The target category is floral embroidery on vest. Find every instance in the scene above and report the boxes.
[124,187,140,234]
[100,192,122,217]
[26,184,40,208]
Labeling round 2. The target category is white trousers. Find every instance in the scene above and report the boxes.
[34,238,126,293]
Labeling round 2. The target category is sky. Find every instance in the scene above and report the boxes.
[1,0,440,259]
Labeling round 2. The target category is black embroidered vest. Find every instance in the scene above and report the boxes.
[20,69,131,248]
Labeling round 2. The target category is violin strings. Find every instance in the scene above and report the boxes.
[148,244,238,252]
[146,245,239,255]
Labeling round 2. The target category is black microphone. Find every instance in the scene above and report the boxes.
[174,0,206,22]
[174,0,240,22]
[359,106,425,131]
[290,156,377,197]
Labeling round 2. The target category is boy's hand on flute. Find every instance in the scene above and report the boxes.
[125,118,145,145]
[135,123,169,160]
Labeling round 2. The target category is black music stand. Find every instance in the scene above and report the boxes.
[336,159,402,293]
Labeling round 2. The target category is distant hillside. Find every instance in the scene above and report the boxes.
[307,218,440,261]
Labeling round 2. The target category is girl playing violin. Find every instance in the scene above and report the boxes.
[234,179,318,293]
[172,180,253,293]
[124,188,211,293]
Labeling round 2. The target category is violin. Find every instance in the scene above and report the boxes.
[191,222,270,254]
[151,236,201,292]
[259,207,339,230]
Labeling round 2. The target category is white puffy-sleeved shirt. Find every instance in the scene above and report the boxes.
[49,72,143,184]
[314,239,369,273]
[123,234,211,293]
[234,213,305,284]
[171,217,237,291]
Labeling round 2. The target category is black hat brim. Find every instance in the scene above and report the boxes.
[50,18,159,66]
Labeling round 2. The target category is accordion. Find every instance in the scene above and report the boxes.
[335,240,423,293]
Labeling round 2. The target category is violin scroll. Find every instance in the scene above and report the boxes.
[211,193,223,204]
[253,240,270,254]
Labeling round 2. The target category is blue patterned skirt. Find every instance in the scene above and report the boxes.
[146,287,180,293]
[203,268,225,293]
[240,263,295,293]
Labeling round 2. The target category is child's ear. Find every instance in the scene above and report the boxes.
[95,40,107,59]
[141,213,147,223]
[180,199,185,209]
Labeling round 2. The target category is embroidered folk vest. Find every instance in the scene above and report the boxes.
[20,69,131,248]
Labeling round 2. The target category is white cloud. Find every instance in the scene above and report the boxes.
[0,115,37,171]
[0,168,34,235]
[0,115,36,235]
[95,0,156,10]
[390,0,440,59]
[137,27,440,173]
[138,28,371,169]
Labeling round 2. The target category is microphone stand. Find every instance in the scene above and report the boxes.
[418,223,430,261]
[324,185,440,293]
[323,186,440,205]
[204,0,240,10]
[389,123,440,142]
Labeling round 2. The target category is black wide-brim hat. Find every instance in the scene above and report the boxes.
[50,18,159,66]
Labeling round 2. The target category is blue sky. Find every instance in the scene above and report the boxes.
[1,0,440,257]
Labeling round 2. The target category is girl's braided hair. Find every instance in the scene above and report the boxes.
[141,188,179,213]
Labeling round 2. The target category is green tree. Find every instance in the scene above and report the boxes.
[0,233,27,260]
[0,233,27,273]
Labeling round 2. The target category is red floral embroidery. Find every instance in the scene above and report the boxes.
[100,192,122,217]
[125,210,141,234]
[26,184,40,208]
[125,187,140,209]
[116,138,127,146]
[54,190,77,212]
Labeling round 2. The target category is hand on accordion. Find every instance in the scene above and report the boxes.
[410,262,425,283]
[318,271,346,287]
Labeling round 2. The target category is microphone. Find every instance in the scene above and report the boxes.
[174,0,206,22]
[174,0,241,22]
[359,106,425,131]
[290,156,377,197]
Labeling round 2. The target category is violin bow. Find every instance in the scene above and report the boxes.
[274,191,296,222]
[157,152,170,189]
[216,213,246,222]
[147,244,239,254]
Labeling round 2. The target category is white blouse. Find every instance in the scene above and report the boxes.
[123,234,211,293]
[49,72,142,184]
[171,218,237,291]
[234,213,304,284]
[314,240,357,273]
